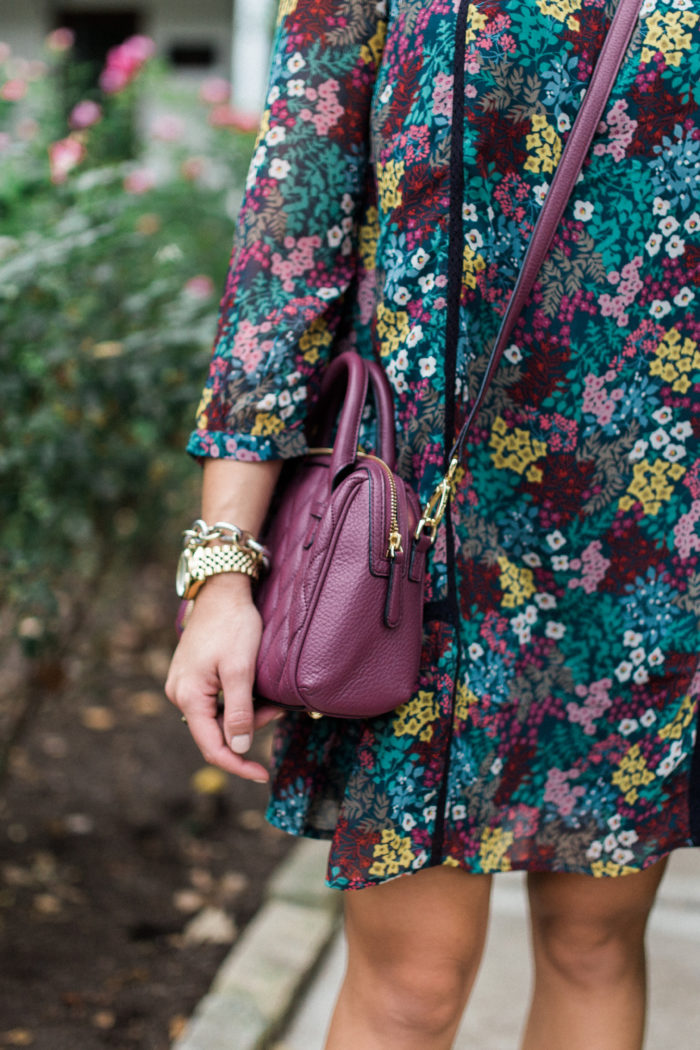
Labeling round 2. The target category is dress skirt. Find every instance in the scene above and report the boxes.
[188,0,700,889]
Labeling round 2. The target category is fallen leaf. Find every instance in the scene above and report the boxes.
[173,889,204,914]
[5,1030,34,1046]
[33,893,62,917]
[81,706,116,731]
[218,872,249,900]
[168,1016,188,1040]
[129,690,165,717]
[92,1010,116,1030]
[182,907,237,946]
[238,809,264,831]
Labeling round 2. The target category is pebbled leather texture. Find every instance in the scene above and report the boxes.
[254,352,429,718]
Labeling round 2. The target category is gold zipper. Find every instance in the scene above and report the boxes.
[307,447,402,559]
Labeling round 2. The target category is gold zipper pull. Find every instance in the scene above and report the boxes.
[387,530,403,558]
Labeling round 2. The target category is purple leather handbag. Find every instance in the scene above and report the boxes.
[252,0,643,719]
[254,353,431,718]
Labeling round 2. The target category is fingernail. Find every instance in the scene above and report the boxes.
[231,734,251,754]
[253,777,269,785]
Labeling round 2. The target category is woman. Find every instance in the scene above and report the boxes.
[166,1,700,1047]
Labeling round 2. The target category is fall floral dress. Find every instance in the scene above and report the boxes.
[188,0,700,889]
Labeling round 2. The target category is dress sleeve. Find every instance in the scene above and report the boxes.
[187,0,388,461]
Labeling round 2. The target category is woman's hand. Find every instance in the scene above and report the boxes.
[165,573,282,783]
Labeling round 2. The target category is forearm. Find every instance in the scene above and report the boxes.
[201,458,283,536]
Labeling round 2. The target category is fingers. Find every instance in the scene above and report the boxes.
[187,705,270,783]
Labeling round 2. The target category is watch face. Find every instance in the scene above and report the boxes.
[176,548,191,599]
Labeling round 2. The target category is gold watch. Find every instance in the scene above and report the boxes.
[176,544,262,600]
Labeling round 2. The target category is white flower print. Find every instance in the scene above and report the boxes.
[419,355,436,377]
[533,184,548,205]
[268,85,280,103]
[608,815,622,831]
[652,407,673,425]
[618,830,639,846]
[587,841,603,860]
[630,647,646,665]
[657,756,675,776]
[666,234,685,258]
[648,647,664,666]
[684,211,699,234]
[406,326,424,348]
[545,621,565,639]
[462,203,477,221]
[411,247,429,269]
[624,631,643,646]
[645,233,662,256]
[615,661,633,683]
[547,530,566,550]
[640,0,656,16]
[504,344,523,363]
[402,813,416,831]
[670,420,692,440]
[524,605,539,625]
[522,552,542,567]
[491,757,504,775]
[573,200,594,221]
[287,52,305,72]
[652,195,670,215]
[466,229,483,250]
[393,286,410,305]
[469,643,484,660]
[649,427,670,448]
[269,158,291,180]
[535,592,557,609]
[418,274,436,293]
[629,438,648,462]
[452,804,467,821]
[552,555,569,571]
[673,286,695,307]
[396,349,409,370]
[316,286,338,300]
[612,847,634,865]
[663,443,686,462]
[267,126,286,146]
[640,710,656,728]
[659,215,680,236]
[604,832,618,852]
[288,78,305,96]
[379,83,393,105]
[557,112,571,132]
[423,806,437,822]
[633,666,649,685]
[619,718,639,735]
[327,226,343,246]
[649,299,671,318]
[341,193,354,214]
[257,393,277,411]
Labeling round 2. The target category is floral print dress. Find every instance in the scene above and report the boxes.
[188,0,700,889]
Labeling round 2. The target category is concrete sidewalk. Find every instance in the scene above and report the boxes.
[277,848,700,1050]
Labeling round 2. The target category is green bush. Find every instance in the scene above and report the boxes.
[0,32,256,656]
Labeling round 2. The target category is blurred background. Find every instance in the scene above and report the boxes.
[0,4,293,1047]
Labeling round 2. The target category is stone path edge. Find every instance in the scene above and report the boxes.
[171,839,341,1050]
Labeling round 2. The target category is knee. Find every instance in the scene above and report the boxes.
[348,955,475,1038]
[534,915,645,989]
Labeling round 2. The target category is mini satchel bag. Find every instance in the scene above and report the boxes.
[252,0,643,719]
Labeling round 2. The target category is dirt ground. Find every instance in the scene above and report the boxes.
[0,566,293,1050]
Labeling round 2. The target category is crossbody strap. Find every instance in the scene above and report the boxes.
[416,0,644,543]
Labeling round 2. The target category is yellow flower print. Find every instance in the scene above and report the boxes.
[299,317,333,365]
[455,679,480,722]
[377,158,405,211]
[497,556,537,609]
[641,9,699,68]
[361,19,387,66]
[376,302,410,356]
[524,113,562,175]
[611,744,655,805]
[369,829,416,878]
[490,416,547,474]
[479,827,514,873]
[590,859,638,878]
[658,694,695,742]
[463,243,486,289]
[359,206,380,273]
[464,9,488,46]
[251,412,285,436]
[536,0,582,23]
[195,387,213,429]
[277,0,299,24]
[649,327,700,394]
[618,459,686,516]
[394,690,439,743]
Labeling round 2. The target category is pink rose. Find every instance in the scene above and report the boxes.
[48,136,86,184]
[1,79,27,102]
[123,168,157,194]
[69,100,102,129]
[184,275,215,300]
[150,113,185,141]
[46,28,74,53]
[199,78,231,105]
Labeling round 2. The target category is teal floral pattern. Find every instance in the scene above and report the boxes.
[188,0,700,888]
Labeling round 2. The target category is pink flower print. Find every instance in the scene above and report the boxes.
[300,78,343,135]
[567,679,613,735]
[432,72,453,118]
[593,99,638,163]
[271,234,321,293]
[674,501,700,560]
[544,768,586,817]
[568,540,610,595]
[598,256,643,328]
[582,373,624,426]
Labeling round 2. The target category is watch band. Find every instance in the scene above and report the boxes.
[177,543,263,600]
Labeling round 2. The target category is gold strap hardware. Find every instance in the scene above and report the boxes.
[415,457,460,544]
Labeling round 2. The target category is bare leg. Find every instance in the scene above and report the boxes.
[324,865,492,1050]
[521,858,668,1050]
